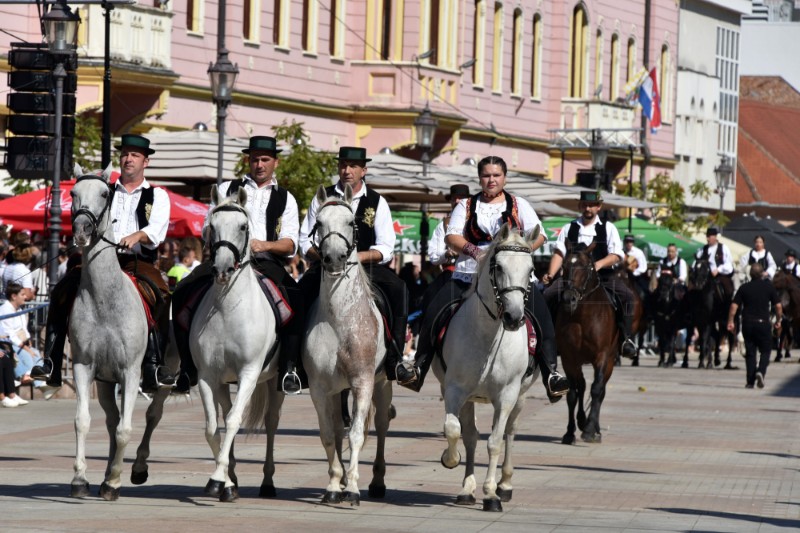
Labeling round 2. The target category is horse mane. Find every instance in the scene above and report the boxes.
[468,230,530,294]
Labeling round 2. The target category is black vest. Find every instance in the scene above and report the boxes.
[567,220,609,265]
[747,250,769,269]
[227,179,288,242]
[660,257,682,279]
[325,184,381,252]
[134,186,158,263]
[700,243,725,265]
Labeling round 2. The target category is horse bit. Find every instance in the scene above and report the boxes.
[477,244,533,320]
[309,199,359,266]
[209,204,251,271]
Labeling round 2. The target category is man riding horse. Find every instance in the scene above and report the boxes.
[172,135,304,394]
[542,190,638,358]
[657,244,688,285]
[298,146,408,382]
[780,249,800,278]
[32,134,175,393]
[694,227,734,301]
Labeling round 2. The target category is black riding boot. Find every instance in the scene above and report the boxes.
[173,322,197,394]
[397,325,432,393]
[30,326,66,388]
[535,337,570,403]
[384,315,407,381]
[280,332,303,395]
[141,329,176,393]
[621,314,637,358]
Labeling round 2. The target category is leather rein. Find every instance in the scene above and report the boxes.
[476,244,533,321]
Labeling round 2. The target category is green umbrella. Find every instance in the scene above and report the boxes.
[614,218,702,262]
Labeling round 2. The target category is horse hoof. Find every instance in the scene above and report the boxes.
[368,484,386,498]
[482,498,503,512]
[259,484,277,498]
[219,486,239,503]
[455,494,476,505]
[581,431,602,444]
[205,479,225,497]
[576,413,587,432]
[130,470,148,486]
[99,482,120,501]
[388,404,397,421]
[71,482,90,498]
[561,433,576,445]
[440,450,461,469]
[344,491,360,506]
[321,490,343,504]
[496,487,513,502]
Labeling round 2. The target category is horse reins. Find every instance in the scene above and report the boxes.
[209,204,251,271]
[477,244,533,320]
[310,199,359,266]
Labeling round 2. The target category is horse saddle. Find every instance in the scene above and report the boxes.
[369,283,397,349]
[124,272,159,329]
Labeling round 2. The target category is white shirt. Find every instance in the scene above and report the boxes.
[625,245,648,277]
[782,260,800,278]
[739,249,777,279]
[553,216,625,261]
[447,195,545,282]
[111,178,170,255]
[428,219,449,266]
[0,300,28,347]
[2,262,34,293]
[300,181,395,265]
[657,257,688,283]
[208,176,299,257]
[695,242,733,275]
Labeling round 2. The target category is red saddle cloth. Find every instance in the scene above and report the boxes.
[124,272,157,329]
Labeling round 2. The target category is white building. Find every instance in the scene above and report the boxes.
[740,0,800,91]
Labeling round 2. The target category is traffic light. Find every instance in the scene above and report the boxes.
[4,42,77,181]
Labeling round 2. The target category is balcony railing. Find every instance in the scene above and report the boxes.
[79,4,173,69]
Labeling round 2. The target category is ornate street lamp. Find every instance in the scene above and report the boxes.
[208,0,239,187]
[414,104,438,265]
[42,0,80,293]
[714,155,734,231]
[589,128,609,177]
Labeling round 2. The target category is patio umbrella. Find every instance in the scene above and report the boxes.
[614,217,702,262]
[0,176,208,238]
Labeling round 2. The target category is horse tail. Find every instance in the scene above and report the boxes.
[242,380,270,432]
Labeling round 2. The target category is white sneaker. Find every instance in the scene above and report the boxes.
[14,379,21,388]
[15,396,28,406]
[37,384,61,401]
[1,396,19,408]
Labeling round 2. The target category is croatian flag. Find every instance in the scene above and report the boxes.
[638,68,661,133]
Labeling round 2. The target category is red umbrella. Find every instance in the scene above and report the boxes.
[0,175,208,238]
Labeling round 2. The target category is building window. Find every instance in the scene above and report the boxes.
[626,37,636,83]
[492,2,503,93]
[472,0,485,86]
[530,13,542,99]
[187,0,203,34]
[660,44,671,122]
[428,0,440,65]
[511,9,523,95]
[609,33,619,100]
[273,0,289,47]
[243,0,260,42]
[594,29,603,96]
[715,26,739,180]
[569,4,588,98]
[301,0,318,52]
[329,0,344,57]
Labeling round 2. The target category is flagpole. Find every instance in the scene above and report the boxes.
[640,0,652,199]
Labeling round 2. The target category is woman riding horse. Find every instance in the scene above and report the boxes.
[397,155,569,401]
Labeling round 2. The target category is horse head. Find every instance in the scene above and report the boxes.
[71,163,115,247]
[208,186,251,284]
[690,259,711,290]
[561,242,597,314]
[478,223,538,330]
[313,184,358,277]
[657,272,675,305]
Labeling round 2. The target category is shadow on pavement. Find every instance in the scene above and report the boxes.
[547,464,654,475]
[651,507,800,529]
[738,450,800,460]
[771,368,800,398]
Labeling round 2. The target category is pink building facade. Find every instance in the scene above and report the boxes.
[1,1,678,187]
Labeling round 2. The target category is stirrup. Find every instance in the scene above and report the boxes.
[282,371,302,395]
[547,373,569,397]
[621,338,637,358]
[30,359,53,380]
[395,362,418,386]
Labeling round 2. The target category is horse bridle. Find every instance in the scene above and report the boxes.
[563,252,599,302]
[310,199,358,264]
[72,174,116,244]
[209,204,250,270]
[477,244,533,320]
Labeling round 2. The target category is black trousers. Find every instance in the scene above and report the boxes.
[0,352,16,395]
[742,320,772,385]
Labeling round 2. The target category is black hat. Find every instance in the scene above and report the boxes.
[623,234,635,242]
[242,136,282,155]
[579,190,603,203]
[446,184,471,201]
[786,248,797,258]
[706,227,719,236]
[115,134,155,155]
[335,146,372,163]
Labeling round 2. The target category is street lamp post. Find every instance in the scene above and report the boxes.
[414,103,438,264]
[42,0,80,294]
[714,155,734,233]
[208,0,239,187]
[588,128,609,189]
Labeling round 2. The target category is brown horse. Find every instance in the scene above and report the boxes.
[610,265,646,366]
[773,271,800,360]
[554,242,619,444]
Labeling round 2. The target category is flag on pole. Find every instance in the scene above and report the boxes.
[637,67,661,133]
[623,67,648,104]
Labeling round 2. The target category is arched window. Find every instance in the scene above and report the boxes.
[609,33,619,100]
[187,0,204,34]
[243,0,260,42]
[569,4,588,98]
[472,0,486,86]
[511,9,523,95]
[492,2,504,93]
[626,37,636,83]
[530,13,542,99]
[594,28,603,96]
[301,0,318,53]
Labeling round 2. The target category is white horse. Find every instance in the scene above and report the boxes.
[433,223,540,512]
[68,165,176,500]
[189,188,284,502]
[303,185,393,506]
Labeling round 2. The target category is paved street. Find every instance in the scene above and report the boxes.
[1,350,799,532]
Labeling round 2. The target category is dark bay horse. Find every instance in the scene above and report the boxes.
[610,265,646,366]
[773,271,800,360]
[684,259,735,369]
[652,272,684,367]
[554,242,618,444]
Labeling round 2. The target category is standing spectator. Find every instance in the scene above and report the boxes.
[740,235,777,280]
[728,263,782,389]
[1,338,28,407]
[2,241,36,300]
[167,245,196,292]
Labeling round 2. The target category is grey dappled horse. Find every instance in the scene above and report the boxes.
[432,223,540,512]
[68,165,176,500]
[189,188,284,502]
[302,185,393,506]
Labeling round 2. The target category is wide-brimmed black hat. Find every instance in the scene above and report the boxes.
[706,227,719,236]
[335,146,372,163]
[786,248,797,258]
[579,190,603,203]
[242,136,282,155]
[115,134,155,155]
[623,234,635,242]
[446,184,471,201]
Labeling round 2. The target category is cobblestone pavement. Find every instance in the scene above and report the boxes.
[1,350,799,532]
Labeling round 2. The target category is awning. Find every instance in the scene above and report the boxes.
[614,218,702,262]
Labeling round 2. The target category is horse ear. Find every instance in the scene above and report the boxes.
[73,163,84,178]
[526,225,541,247]
[211,185,220,206]
[495,223,511,242]
[236,186,248,207]
[101,163,113,183]
[315,185,327,206]
[344,184,354,204]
